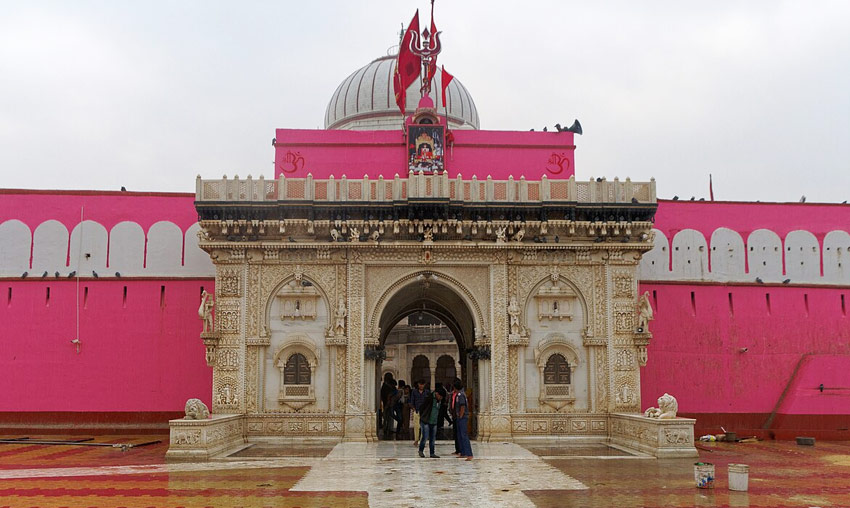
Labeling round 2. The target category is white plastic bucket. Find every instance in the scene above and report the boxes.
[728,463,749,491]
[694,462,715,489]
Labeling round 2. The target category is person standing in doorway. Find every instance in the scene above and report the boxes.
[409,379,428,446]
[418,387,445,458]
[453,379,473,460]
[380,373,395,439]
[394,380,407,435]
[450,379,460,455]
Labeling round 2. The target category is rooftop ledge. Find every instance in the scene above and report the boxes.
[195,173,656,205]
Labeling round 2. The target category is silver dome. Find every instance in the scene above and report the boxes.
[324,55,480,130]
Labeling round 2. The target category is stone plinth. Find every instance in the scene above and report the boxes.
[609,413,698,458]
[166,414,245,462]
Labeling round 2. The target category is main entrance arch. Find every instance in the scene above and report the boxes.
[372,274,481,439]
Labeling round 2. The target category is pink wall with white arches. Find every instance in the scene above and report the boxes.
[0,189,847,437]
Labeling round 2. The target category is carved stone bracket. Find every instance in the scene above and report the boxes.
[467,346,491,360]
[246,336,270,346]
[364,345,386,361]
[507,334,529,347]
[633,331,652,346]
[201,331,221,367]
[637,346,648,367]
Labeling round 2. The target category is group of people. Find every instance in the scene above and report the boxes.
[379,373,474,460]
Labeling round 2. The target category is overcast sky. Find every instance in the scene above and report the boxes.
[1,1,848,203]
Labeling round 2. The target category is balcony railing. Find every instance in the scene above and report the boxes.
[196,172,656,205]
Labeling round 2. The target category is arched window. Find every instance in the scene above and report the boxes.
[435,355,457,388]
[284,353,311,385]
[410,355,430,387]
[544,354,570,385]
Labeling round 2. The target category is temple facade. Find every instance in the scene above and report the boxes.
[166,169,698,459]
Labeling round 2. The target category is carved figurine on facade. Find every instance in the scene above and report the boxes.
[334,297,347,336]
[184,398,210,420]
[508,296,521,336]
[423,226,434,242]
[216,384,239,406]
[495,226,507,243]
[644,393,678,419]
[199,290,215,333]
[330,228,340,241]
[637,291,654,333]
[349,227,360,242]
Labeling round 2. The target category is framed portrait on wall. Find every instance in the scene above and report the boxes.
[407,124,445,173]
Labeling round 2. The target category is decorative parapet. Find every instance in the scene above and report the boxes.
[193,174,657,249]
[166,414,245,462]
[196,173,656,205]
[609,413,698,458]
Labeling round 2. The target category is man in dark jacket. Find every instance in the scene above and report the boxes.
[418,387,445,458]
[409,379,428,446]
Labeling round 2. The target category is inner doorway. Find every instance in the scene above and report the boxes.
[374,275,479,441]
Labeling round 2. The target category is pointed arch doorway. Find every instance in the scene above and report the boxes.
[374,274,479,440]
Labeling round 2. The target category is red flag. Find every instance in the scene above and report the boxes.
[441,65,454,108]
[393,11,421,116]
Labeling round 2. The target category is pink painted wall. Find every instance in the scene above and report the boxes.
[639,283,850,416]
[0,190,198,233]
[274,128,575,180]
[0,279,213,411]
[0,190,213,414]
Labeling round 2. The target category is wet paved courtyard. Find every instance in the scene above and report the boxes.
[0,434,848,507]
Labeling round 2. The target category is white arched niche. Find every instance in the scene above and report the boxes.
[785,230,820,283]
[69,220,108,275]
[108,221,145,275]
[747,229,782,282]
[183,223,215,276]
[638,229,671,280]
[31,220,69,274]
[823,230,850,284]
[145,221,183,275]
[709,228,745,282]
[523,276,588,413]
[0,220,32,275]
[671,229,708,280]
[264,275,332,413]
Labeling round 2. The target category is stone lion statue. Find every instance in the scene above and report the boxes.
[184,398,210,420]
[644,393,678,419]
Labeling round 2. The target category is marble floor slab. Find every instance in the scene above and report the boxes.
[291,441,587,507]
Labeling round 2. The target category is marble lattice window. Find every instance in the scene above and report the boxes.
[544,354,571,385]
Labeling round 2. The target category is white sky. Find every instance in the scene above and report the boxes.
[1,1,848,202]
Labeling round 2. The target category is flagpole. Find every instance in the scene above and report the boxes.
[709,173,714,201]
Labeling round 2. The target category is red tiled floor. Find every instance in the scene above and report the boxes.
[0,435,366,508]
[525,440,850,507]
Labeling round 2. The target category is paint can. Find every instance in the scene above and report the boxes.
[694,462,715,489]
[728,463,749,491]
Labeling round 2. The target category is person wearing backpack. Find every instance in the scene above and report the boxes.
[418,387,445,458]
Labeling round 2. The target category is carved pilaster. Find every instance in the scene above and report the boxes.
[488,258,511,439]
[344,257,366,440]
